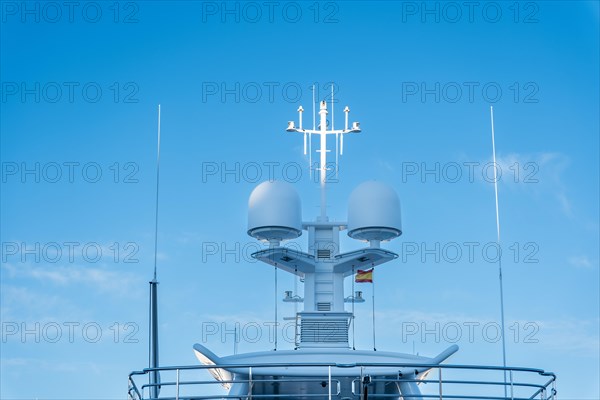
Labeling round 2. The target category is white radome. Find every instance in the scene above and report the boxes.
[247,180,302,242]
[347,180,402,241]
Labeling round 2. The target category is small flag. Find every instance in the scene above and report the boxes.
[355,268,373,283]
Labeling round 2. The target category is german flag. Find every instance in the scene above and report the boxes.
[355,268,373,283]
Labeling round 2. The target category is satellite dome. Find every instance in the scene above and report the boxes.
[347,181,402,241]
[248,180,302,242]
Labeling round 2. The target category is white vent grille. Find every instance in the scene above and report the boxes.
[316,302,331,311]
[317,249,331,259]
[301,318,348,343]
[297,312,351,347]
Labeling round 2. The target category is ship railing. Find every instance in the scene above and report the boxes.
[128,361,556,400]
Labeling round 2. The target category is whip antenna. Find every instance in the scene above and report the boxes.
[153,104,161,280]
[149,104,162,399]
[310,85,315,178]
[332,84,339,178]
[490,106,508,396]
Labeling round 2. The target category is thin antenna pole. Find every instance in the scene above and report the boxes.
[352,266,356,350]
[234,326,238,355]
[149,104,162,399]
[318,100,328,220]
[310,85,315,179]
[294,266,298,317]
[274,266,278,351]
[490,106,507,396]
[309,134,313,179]
[331,84,334,131]
[372,268,376,351]
[312,85,316,130]
[304,133,307,155]
[153,104,161,281]
[332,84,339,178]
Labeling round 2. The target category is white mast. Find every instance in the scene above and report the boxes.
[251,88,402,350]
[318,100,328,220]
[287,85,361,221]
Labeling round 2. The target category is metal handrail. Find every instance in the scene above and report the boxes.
[130,362,556,374]
[128,375,142,400]
[128,361,556,400]
[361,376,548,389]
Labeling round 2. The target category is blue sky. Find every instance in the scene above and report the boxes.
[1,1,598,398]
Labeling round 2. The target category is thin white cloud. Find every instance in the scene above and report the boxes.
[535,318,600,356]
[373,308,599,356]
[1,262,142,298]
[476,151,572,217]
[0,284,93,325]
[0,357,103,374]
[568,255,595,269]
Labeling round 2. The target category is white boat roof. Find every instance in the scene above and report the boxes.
[193,343,458,377]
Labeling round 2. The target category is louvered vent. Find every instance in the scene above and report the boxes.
[297,312,351,347]
[317,249,331,259]
[316,302,331,311]
[300,318,349,344]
